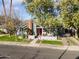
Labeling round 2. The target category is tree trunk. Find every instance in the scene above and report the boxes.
[77,28,79,38]
[2,0,7,20]
[10,0,13,18]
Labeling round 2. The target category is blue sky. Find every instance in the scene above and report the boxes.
[0,0,32,20]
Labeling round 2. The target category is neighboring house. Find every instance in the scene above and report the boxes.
[25,20,44,36]
[16,23,28,36]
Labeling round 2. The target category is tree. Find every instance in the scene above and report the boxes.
[5,17,22,35]
[5,18,15,35]
[25,0,55,32]
[60,0,79,37]
[25,0,54,18]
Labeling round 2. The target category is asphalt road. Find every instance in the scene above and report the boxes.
[0,45,79,59]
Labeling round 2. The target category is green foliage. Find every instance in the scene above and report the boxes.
[25,0,57,33]
[60,0,79,29]
[25,0,54,18]
[26,0,53,12]
[25,0,79,32]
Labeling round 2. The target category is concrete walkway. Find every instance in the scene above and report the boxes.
[0,41,79,51]
[30,39,37,44]
[62,38,69,45]
[29,39,38,46]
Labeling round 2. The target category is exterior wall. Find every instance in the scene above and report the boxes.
[25,20,33,35]
[26,20,33,30]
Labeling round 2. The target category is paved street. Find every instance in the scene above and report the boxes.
[0,44,79,59]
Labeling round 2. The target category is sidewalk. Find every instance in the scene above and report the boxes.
[0,41,79,51]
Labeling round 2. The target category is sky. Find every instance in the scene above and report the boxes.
[0,0,60,20]
[0,0,32,20]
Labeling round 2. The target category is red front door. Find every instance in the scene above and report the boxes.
[37,28,42,35]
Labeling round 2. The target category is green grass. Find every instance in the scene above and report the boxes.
[0,35,27,42]
[37,40,63,45]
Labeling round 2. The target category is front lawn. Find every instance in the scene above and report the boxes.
[37,40,63,45]
[0,35,26,42]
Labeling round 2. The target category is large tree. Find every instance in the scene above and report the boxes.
[25,0,61,33]
[60,0,79,37]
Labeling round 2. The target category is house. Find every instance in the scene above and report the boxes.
[25,20,44,36]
